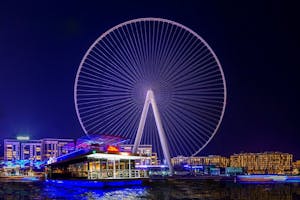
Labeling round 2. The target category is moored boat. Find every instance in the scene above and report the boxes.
[237,175,288,183]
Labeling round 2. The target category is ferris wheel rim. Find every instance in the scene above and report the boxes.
[74,17,227,156]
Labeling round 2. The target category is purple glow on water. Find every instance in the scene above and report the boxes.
[1,179,300,199]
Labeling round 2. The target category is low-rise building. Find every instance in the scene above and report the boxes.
[3,137,74,162]
[171,155,229,168]
[230,152,292,174]
[292,160,300,175]
[120,144,158,166]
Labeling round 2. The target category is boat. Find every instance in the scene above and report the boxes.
[237,175,287,183]
[45,147,150,187]
[0,175,41,182]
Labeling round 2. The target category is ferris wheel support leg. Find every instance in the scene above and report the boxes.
[132,91,151,154]
[132,90,174,175]
[149,90,174,175]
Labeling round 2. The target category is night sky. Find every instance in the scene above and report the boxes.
[0,1,299,158]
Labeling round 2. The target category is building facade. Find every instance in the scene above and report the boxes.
[120,144,158,166]
[20,140,42,161]
[3,137,74,162]
[41,138,74,160]
[230,152,292,174]
[171,155,229,168]
[4,139,21,161]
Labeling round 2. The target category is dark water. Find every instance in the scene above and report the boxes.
[1,180,300,200]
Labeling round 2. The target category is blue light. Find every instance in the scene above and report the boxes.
[55,149,89,163]
[46,179,143,188]
[236,175,300,184]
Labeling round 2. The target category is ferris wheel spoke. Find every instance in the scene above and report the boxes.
[76,87,131,94]
[174,96,223,109]
[171,97,222,119]
[95,102,139,136]
[130,23,148,77]
[173,81,224,93]
[164,108,206,155]
[78,98,132,114]
[153,21,165,69]
[180,67,223,84]
[168,47,214,78]
[172,100,223,124]
[164,42,208,81]
[78,71,131,90]
[141,21,149,63]
[111,34,142,82]
[92,45,137,85]
[168,106,214,144]
[173,75,223,91]
[86,49,136,84]
[79,70,132,91]
[155,22,169,76]
[159,25,184,78]
[95,41,138,85]
[121,107,141,141]
[125,23,144,67]
[157,23,178,77]
[132,22,147,76]
[94,103,138,135]
[81,61,133,89]
[163,109,193,156]
[170,103,220,137]
[119,26,144,79]
[85,100,136,132]
[170,101,217,131]
[160,24,187,75]
[167,52,217,85]
[77,84,132,95]
[162,32,199,79]
[80,101,133,124]
[80,96,133,118]
[167,50,216,83]
[173,98,223,114]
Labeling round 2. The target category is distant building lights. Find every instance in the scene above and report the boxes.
[16,136,30,140]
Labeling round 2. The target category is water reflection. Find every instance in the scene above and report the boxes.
[147,180,300,200]
[1,180,300,199]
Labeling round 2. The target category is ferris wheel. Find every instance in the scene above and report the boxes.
[74,18,226,162]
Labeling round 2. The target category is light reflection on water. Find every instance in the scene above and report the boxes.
[1,180,300,199]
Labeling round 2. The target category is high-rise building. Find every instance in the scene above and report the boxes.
[3,137,74,162]
[230,152,292,174]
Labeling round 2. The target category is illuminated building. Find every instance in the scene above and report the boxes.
[4,139,21,161]
[230,152,292,174]
[120,144,158,166]
[41,138,74,160]
[171,155,229,168]
[292,160,300,175]
[3,137,74,162]
[21,140,42,161]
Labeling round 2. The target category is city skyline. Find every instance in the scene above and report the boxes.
[0,1,300,158]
